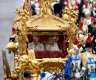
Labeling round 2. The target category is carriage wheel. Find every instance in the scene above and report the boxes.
[2,49,9,79]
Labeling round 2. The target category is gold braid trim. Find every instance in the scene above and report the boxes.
[88,33,91,35]
[91,22,94,27]
[76,33,85,45]
[91,22,96,30]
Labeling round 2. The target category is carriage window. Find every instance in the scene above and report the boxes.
[27,32,68,58]
[28,35,60,51]
[27,32,62,51]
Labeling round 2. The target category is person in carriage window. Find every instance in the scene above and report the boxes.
[28,36,44,51]
[45,35,59,51]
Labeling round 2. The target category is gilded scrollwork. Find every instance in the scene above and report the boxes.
[62,8,79,47]
[66,23,78,47]
[76,33,85,45]
[13,7,29,55]
[91,22,96,30]
[56,24,69,32]
[62,8,78,23]
[38,58,66,73]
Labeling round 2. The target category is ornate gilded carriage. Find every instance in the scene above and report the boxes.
[2,0,78,80]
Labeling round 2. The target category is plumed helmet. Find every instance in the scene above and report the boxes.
[82,19,88,32]
[70,0,75,4]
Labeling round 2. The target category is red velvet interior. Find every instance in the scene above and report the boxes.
[35,50,65,59]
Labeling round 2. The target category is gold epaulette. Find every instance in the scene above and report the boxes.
[91,35,94,41]
[88,33,91,35]
[91,22,94,27]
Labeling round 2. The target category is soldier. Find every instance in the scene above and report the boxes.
[64,0,78,11]
[74,19,91,52]
[77,0,85,24]
[82,0,88,13]
[34,0,40,14]
[59,0,65,10]
[79,9,94,33]
[54,4,62,17]
[79,42,96,79]
[91,1,96,17]
[51,0,59,15]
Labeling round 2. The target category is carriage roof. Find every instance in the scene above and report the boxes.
[26,12,69,32]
